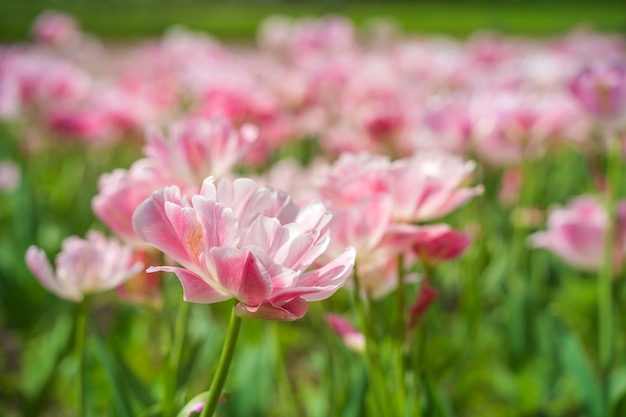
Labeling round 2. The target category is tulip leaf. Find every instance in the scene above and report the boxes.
[90,321,135,417]
[611,366,626,413]
[343,363,367,417]
[20,312,73,401]
[558,326,602,417]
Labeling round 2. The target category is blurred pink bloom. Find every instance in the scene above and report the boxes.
[0,161,20,191]
[114,250,162,307]
[31,10,80,47]
[325,314,365,353]
[93,159,176,244]
[529,196,626,272]
[0,76,20,120]
[25,231,144,301]
[317,151,480,295]
[569,61,626,121]
[499,167,523,206]
[132,177,355,321]
[410,224,471,267]
[144,116,257,184]
[408,281,439,329]
[388,151,483,222]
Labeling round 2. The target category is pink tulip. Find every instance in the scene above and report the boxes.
[93,159,177,244]
[144,116,257,185]
[387,151,483,222]
[325,314,365,353]
[569,61,626,121]
[31,10,80,47]
[316,151,480,295]
[407,281,439,329]
[25,231,144,301]
[132,177,355,321]
[530,196,626,272]
[0,161,20,191]
[410,224,471,267]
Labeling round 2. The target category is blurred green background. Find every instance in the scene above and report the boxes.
[1,0,625,42]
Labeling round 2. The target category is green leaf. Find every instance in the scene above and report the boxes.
[611,366,626,412]
[343,363,367,417]
[90,322,134,417]
[20,312,73,401]
[422,373,453,417]
[558,327,602,417]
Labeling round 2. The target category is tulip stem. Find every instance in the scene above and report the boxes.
[200,304,242,417]
[75,300,87,417]
[599,132,620,414]
[395,254,407,412]
[351,267,391,417]
[163,301,190,417]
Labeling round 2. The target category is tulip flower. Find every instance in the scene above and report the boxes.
[569,61,626,121]
[25,231,144,301]
[132,177,355,321]
[529,196,626,272]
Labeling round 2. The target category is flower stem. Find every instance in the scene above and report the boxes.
[200,304,242,417]
[394,254,407,413]
[75,300,87,417]
[163,301,191,417]
[351,267,391,417]
[599,132,620,414]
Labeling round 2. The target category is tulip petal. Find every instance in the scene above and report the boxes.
[235,297,308,321]
[133,187,194,266]
[25,246,82,301]
[210,247,272,306]
[148,266,230,303]
[274,247,355,303]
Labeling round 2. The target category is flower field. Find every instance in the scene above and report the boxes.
[1,8,626,417]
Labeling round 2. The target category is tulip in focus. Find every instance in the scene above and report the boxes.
[529,196,626,272]
[132,177,355,321]
[25,231,144,301]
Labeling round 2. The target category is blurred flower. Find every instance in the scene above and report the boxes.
[325,314,365,353]
[0,161,20,191]
[407,281,439,329]
[529,196,626,272]
[93,159,176,245]
[31,10,80,47]
[25,231,144,301]
[387,151,483,222]
[317,151,480,296]
[144,116,257,185]
[569,61,626,121]
[114,250,162,307]
[132,177,355,321]
[499,167,523,206]
[410,224,471,267]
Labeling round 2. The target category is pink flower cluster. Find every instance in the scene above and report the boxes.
[1,14,624,163]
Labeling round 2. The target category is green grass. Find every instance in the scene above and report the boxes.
[0,0,625,42]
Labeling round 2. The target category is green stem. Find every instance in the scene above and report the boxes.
[351,267,390,417]
[75,300,88,417]
[200,304,242,417]
[599,132,620,415]
[272,323,301,417]
[395,254,407,413]
[163,301,191,417]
